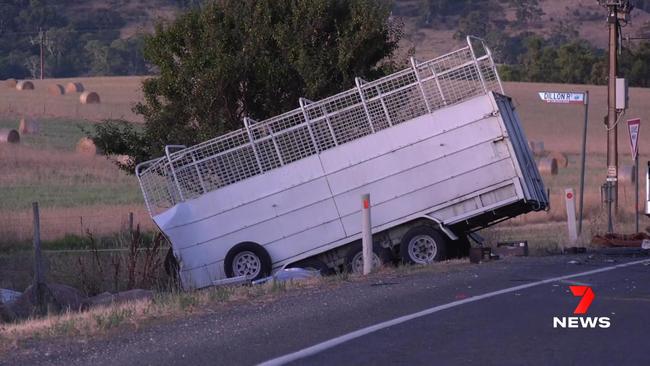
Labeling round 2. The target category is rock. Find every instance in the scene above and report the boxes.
[84,289,154,308]
[8,283,86,319]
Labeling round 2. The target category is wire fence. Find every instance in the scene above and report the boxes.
[0,208,155,244]
[0,100,140,122]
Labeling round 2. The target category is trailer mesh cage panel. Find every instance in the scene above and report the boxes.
[136,37,504,216]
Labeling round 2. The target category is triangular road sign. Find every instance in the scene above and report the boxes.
[627,118,640,161]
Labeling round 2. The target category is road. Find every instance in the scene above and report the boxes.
[3,251,650,366]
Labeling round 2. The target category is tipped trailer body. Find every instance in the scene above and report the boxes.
[136,37,548,289]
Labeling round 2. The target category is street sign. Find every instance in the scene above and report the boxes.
[627,118,640,161]
[538,92,586,104]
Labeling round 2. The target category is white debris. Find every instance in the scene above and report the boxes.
[0,288,21,304]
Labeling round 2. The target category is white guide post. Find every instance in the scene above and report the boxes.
[564,188,578,246]
[361,193,372,275]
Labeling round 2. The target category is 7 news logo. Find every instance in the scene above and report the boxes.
[553,286,611,329]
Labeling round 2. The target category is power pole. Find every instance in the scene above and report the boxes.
[599,0,633,233]
[39,27,44,80]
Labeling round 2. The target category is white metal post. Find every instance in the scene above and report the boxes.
[565,188,578,245]
[355,77,375,133]
[466,37,489,94]
[191,152,207,194]
[266,124,285,166]
[410,57,432,113]
[165,145,186,202]
[298,98,320,153]
[427,64,448,106]
[375,85,393,127]
[361,193,372,275]
[243,117,264,173]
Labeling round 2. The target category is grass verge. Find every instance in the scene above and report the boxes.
[0,259,473,354]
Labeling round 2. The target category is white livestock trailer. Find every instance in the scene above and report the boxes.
[136,37,548,289]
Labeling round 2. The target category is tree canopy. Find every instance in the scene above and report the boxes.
[92,0,403,172]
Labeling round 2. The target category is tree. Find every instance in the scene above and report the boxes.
[93,0,403,172]
[508,0,544,27]
[455,10,489,39]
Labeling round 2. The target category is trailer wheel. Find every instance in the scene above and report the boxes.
[288,258,333,276]
[224,242,272,280]
[345,242,391,274]
[400,226,447,264]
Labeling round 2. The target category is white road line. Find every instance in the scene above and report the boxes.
[259,258,650,366]
[558,279,592,287]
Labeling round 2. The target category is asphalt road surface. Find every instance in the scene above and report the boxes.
[4,251,650,366]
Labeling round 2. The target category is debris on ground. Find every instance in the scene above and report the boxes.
[0,288,21,304]
[253,268,321,285]
[592,233,650,248]
[494,241,529,257]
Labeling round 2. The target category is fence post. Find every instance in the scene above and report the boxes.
[129,212,134,234]
[32,202,46,314]
[361,194,372,275]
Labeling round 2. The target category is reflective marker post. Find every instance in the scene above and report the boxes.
[565,189,578,246]
[361,194,372,275]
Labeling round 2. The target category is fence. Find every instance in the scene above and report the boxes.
[137,36,504,217]
[0,207,155,244]
[0,203,163,295]
[0,100,141,122]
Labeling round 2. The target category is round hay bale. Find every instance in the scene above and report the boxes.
[48,84,65,96]
[113,154,133,166]
[65,82,84,93]
[18,117,40,134]
[80,91,100,104]
[547,151,568,168]
[537,157,558,175]
[528,141,545,156]
[16,80,34,91]
[619,164,636,184]
[0,129,20,144]
[76,137,98,155]
[4,78,17,88]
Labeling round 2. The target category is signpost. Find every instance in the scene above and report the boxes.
[538,91,589,237]
[627,118,641,233]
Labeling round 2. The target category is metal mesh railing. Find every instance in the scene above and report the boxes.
[137,36,504,216]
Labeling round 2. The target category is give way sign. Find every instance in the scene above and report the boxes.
[627,118,640,161]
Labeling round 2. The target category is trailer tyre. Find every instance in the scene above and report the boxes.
[400,226,447,264]
[345,241,391,274]
[224,242,272,281]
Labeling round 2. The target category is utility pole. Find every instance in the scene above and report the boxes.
[599,0,633,233]
[39,27,44,80]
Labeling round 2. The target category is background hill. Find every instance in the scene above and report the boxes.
[3,0,650,82]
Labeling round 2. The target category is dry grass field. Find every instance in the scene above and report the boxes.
[0,76,145,122]
[0,116,152,247]
[1,74,649,251]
